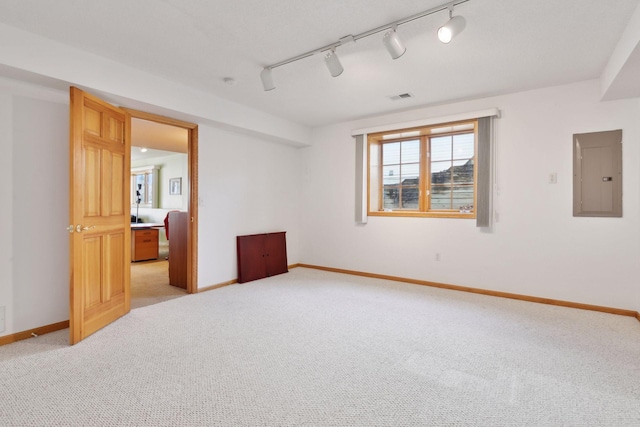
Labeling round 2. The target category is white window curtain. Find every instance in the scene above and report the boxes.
[354,134,367,224]
[476,116,492,227]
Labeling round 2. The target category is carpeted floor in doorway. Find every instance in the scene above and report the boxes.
[130,259,185,309]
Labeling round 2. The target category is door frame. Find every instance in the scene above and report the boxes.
[125,108,199,294]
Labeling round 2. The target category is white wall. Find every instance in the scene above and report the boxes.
[0,88,69,336]
[0,92,13,334]
[135,129,303,289]
[197,125,301,288]
[132,152,189,210]
[299,79,640,312]
[0,23,311,147]
[156,153,189,211]
[0,77,303,337]
[1,76,637,338]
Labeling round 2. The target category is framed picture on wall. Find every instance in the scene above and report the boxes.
[169,177,182,195]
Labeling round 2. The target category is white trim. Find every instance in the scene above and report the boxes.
[351,108,501,136]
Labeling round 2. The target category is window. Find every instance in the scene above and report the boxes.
[131,165,159,208]
[368,120,477,218]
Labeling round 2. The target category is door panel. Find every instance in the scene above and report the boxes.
[83,236,102,309]
[108,116,124,143]
[111,153,125,215]
[236,234,267,283]
[265,232,288,277]
[84,146,101,217]
[573,130,622,217]
[107,232,126,296]
[69,87,131,344]
[582,146,613,212]
[84,107,102,136]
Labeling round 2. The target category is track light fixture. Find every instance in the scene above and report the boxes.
[324,49,344,77]
[383,27,406,60]
[260,67,275,91]
[259,0,470,91]
[438,6,466,44]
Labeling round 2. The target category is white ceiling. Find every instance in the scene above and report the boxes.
[131,118,188,159]
[0,0,638,128]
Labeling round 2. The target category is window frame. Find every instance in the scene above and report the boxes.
[367,119,478,219]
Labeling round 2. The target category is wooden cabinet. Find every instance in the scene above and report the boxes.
[131,228,159,262]
[168,211,189,289]
[237,232,288,283]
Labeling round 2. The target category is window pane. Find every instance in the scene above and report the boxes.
[452,159,474,185]
[401,139,420,163]
[382,142,400,165]
[134,174,146,203]
[453,133,474,160]
[429,132,475,211]
[401,186,419,209]
[383,139,420,211]
[383,186,400,209]
[146,174,153,205]
[431,136,452,161]
[400,163,419,183]
[383,165,400,185]
[431,184,452,210]
[431,161,451,184]
[452,185,474,209]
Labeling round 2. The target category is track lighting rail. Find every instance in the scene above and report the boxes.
[260,0,470,90]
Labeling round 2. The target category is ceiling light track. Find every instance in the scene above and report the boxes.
[260,0,471,90]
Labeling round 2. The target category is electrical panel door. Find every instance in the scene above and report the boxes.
[573,130,622,217]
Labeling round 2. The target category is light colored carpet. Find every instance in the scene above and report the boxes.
[1,267,639,426]
[130,259,185,309]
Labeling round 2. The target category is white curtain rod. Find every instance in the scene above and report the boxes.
[351,107,501,136]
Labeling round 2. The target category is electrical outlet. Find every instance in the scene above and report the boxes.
[435,253,441,261]
[0,306,5,333]
[548,172,558,184]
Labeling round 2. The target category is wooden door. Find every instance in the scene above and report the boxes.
[265,232,288,277]
[69,87,131,345]
[237,234,267,283]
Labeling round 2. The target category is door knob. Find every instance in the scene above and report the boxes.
[67,225,74,233]
[76,225,96,232]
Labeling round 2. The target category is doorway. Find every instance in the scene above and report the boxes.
[127,109,198,305]
[68,87,199,344]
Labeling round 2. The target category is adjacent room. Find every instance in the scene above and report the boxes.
[130,118,190,309]
[1,0,639,425]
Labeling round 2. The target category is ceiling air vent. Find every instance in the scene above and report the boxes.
[389,93,414,101]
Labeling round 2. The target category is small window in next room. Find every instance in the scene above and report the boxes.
[368,119,477,218]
